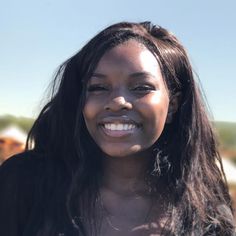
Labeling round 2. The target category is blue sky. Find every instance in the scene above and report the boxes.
[0,0,235,122]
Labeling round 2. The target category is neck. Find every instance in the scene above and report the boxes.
[101,153,153,196]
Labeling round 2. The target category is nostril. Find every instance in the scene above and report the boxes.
[104,105,110,111]
[103,95,132,111]
[104,99,132,111]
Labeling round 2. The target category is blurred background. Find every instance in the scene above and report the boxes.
[0,0,235,219]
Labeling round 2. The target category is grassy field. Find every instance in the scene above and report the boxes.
[214,121,236,161]
[214,121,236,149]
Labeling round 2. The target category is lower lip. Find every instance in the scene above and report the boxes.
[100,125,137,138]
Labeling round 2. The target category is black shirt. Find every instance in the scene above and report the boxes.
[0,151,77,236]
[1,152,235,236]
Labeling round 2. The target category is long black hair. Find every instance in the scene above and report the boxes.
[27,21,235,235]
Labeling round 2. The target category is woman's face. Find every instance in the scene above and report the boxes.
[83,40,170,158]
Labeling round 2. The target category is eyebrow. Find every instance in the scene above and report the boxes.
[129,72,156,79]
[91,71,156,79]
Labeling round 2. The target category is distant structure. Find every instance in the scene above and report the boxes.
[0,125,27,165]
[221,158,236,185]
[219,158,236,222]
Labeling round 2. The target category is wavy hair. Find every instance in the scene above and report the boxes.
[27,21,235,235]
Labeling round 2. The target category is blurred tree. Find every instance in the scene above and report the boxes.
[0,115,34,133]
[214,122,236,150]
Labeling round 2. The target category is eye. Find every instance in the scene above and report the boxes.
[131,84,156,92]
[87,84,108,93]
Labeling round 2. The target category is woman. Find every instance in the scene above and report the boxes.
[0,21,235,236]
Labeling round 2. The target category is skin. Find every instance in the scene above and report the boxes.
[83,40,171,235]
[83,40,170,158]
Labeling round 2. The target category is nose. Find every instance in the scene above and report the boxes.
[104,95,133,111]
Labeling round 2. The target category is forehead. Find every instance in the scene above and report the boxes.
[94,40,160,74]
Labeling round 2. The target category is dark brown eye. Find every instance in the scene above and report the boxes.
[132,85,155,92]
[87,84,108,92]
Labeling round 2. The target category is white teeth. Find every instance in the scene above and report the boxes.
[128,124,133,129]
[104,123,136,131]
[110,124,115,130]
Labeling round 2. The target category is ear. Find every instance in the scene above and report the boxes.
[166,92,181,124]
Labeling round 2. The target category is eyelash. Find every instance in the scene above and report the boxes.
[132,85,155,91]
[87,85,108,92]
[87,84,155,93]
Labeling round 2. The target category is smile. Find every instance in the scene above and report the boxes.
[100,122,139,138]
[104,123,136,131]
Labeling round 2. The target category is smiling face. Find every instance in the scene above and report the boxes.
[83,40,170,158]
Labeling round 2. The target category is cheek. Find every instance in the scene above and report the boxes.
[83,98,100,122]
[83,102,98,140]
[136,92,169,135]
[138,92,169,119]
[83,104,93,122]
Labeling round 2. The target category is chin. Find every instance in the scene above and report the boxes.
[101,144,143,158]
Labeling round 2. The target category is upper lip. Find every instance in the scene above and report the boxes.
[99,116,141,127]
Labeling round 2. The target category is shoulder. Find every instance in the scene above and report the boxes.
[0,150,46,170]
[0,151,65,177]
[0,152,44,235]
[0,151,69,236]
[0,151,53,207]
[0,151,68,197]
[0,151,46,190]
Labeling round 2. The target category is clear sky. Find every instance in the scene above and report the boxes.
[0,0,235,122]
